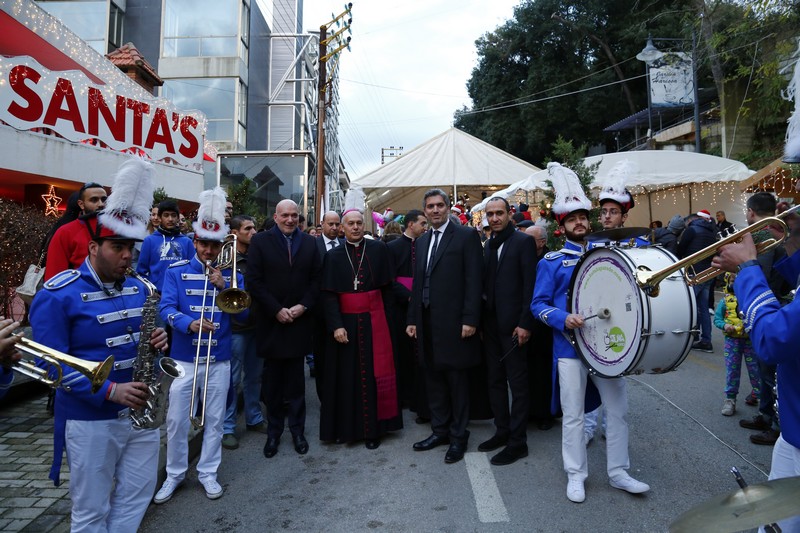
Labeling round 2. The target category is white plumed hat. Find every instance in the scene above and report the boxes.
[784,42,800,163]
[598,159,636,213]
[548,162,592,224]
[91,157,155,241]
[193,186,229,241]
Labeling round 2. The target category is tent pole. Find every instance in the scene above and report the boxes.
[646,188,652,224]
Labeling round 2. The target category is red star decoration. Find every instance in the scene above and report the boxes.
[41,185,62,217]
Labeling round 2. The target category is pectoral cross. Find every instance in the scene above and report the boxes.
[353,278,359,291]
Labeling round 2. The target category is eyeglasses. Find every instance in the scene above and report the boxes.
[600,208,621,216]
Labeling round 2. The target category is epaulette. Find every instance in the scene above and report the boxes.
[168,260,190,268]
[544,251,563,261]
[43,270,80,290]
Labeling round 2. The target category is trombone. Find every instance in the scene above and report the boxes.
[637,205,800,297]
[189,235,251,429]
[10,336,114,394]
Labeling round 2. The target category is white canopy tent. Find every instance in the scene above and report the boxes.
[472,151,754,228]
[350,128,541,216]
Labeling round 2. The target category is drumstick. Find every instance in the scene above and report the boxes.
[583,308,611,320]
[730,467,782,533]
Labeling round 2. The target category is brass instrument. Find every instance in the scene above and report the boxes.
[189,235,251,429]
[11,337,114,394]
[216,234,250,314]
[637,205,800,297]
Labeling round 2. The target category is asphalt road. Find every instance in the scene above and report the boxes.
[140,325,777,533]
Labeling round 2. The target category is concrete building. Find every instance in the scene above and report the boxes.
[34,0,347,219]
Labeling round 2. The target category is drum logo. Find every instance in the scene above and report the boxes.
[604,327,626,353]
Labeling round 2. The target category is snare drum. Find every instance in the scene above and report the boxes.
[567,246,696,377]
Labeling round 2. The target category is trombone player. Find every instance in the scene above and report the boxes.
[28,158,169,532]
[155,187,247,504]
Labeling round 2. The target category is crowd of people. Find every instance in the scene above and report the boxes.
[2,155,799,531]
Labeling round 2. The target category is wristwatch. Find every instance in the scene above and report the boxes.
[737,259,760,272]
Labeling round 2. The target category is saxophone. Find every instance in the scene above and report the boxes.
[127,269,185,429]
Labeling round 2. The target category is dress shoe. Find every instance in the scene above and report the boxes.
[413,434,449,451]
[739,415,771,431]
[750,429,780,445]
[414,416,431,425]
[610,474,650,494]
[477,434,508,452]
[263,436,279,458]
[365,439,381,450]
[537,419,554,431]
[444,442,466,464]
[292,434,309,455]
[490,444,528,466]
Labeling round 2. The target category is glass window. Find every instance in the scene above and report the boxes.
[162,78,237,143]
[108,3,124,51]
[219,154,311,217]
[37,1,106,50]
[163,0,238,58]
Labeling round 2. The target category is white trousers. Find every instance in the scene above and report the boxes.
[65,418,159,533]
[558,358,630,481]
[165,359,230,483]
[758,436,800,533]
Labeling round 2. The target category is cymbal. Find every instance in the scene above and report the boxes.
[670,476,800,532]
[585,227,650,243]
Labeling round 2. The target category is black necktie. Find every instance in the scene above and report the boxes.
[329,240,336,250]
[286,235,293,265]
[422,230,440,307]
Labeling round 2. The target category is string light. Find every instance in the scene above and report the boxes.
[40,185,61,217]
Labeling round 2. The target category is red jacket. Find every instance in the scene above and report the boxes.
[44,219,92,280]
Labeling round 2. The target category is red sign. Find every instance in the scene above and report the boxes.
[0,56,207,167]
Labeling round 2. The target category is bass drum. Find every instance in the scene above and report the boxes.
[567,246,696,377]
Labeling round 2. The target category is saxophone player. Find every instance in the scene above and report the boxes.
[29,158,168,532]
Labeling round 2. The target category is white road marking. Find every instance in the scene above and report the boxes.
[464,452,510,523]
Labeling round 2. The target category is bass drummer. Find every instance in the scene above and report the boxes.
[531,162,650,504]
[584,162,641,445]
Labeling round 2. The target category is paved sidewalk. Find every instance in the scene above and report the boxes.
[0,388,70,532]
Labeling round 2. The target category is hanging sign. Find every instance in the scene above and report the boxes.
[0,56,207,167]
[649,52,695,108]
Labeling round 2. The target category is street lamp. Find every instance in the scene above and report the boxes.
[637,32,701,153]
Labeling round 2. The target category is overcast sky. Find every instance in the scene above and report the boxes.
[300,0,522,179]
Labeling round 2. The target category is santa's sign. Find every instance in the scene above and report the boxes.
[0,56,207,167]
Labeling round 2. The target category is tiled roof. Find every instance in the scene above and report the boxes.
[106,42,162,85]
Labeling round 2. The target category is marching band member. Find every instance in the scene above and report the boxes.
[531,162,649,504]
[154,186,246,504]
[29,158,168,532]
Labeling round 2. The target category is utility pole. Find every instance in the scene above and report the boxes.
[380,146,403,164]
[315,3,353,223]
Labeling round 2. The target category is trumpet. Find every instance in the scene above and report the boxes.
[11,336,114,394]
[637,205,800,297]
[189,235,250,429]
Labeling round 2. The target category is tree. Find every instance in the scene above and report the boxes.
[226,179,263,226]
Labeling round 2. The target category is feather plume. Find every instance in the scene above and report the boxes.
[599,160,637,206]
[548,162,592,218]
[98,157,155,240]
[343,187,366,213]
[785,44,800,162]
[193,186,229,241]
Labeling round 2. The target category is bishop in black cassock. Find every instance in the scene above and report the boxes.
[320,210,403,448]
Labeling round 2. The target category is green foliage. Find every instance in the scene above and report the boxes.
[226,179,264,227]
[152,187,170,206]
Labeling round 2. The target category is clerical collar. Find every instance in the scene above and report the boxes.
[346,239,364,247]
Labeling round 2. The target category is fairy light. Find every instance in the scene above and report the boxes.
[40,185,61,216]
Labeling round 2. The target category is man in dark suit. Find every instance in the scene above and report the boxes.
[246,199,321,458]
[317,211,343,256]
[310,211,344,382]
[478,197,536,465]
[407,188,483,464]
[387,209,429,421]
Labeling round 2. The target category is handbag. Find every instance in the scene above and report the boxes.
[15,253,46,305]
